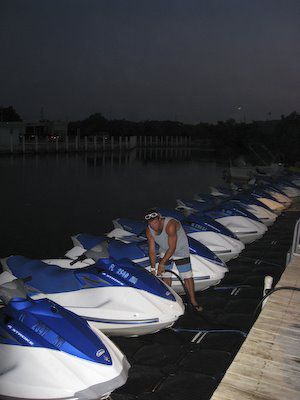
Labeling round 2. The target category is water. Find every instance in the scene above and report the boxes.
[0,149,225,259]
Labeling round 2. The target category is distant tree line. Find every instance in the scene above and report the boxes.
[1,106,299,164]
[0,106,22,121]
[68,111,299,164]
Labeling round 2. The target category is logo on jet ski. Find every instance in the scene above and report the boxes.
[7,324,34,346]
[96,349,105,357]
[190,223,207,231]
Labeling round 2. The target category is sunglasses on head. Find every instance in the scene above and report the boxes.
[144,212,159,221]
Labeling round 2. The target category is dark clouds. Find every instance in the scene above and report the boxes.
[1,0,299,122]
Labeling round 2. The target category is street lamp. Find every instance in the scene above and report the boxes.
[237,106,246,123]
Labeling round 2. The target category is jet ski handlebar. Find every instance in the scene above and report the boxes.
[70,254,86,265]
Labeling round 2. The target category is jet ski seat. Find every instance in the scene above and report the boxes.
[2,256,82,294]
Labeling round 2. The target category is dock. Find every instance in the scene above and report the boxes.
[211,210,300,400]
[111,203,300,400]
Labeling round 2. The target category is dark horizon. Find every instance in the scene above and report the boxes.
[1,0,299,124]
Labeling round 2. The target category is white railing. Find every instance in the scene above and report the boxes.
[286,218,300,264]
[291,218,300,255]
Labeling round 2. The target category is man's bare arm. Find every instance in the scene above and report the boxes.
[146,227,157,272]
[160,219,178,265]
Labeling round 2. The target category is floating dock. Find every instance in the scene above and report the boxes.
[211,233,300,399]
[111,204,300,400]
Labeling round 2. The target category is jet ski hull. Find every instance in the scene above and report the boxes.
[276,185,300,198]
[214,216,267,244]
[186,231,244,262]
[233,201,277,226]
[0,332,129,400]
[254,197,285,214]
[32,285,184,337]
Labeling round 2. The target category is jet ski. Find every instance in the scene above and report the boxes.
[256,174,300,197]
[65,233,228,293]
[196,192,277,227]
[259,185,292,206]
[0,271,129,400]
[249,188,287,213]
[107,211,244,263]
[1,256,184,337]
[269,180,300,198]
[229,194,278,226]
[176,199,267,244]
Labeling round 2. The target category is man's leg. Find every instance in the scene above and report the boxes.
[162,260,173,287]
[163,276,172,286]
[176,258,203,311]
[184,277,198,306]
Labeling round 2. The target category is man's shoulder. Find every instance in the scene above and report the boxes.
[166,218,179,232]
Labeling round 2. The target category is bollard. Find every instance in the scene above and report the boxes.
[22,135,25,154]
[262,276,273,308]
[35,135,38,153]
[94,136,97,151]
[84,136,88,152]
[66,135,69,152]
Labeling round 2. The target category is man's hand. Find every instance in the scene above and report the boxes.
[157,262,165,276]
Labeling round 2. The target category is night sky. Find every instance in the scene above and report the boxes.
[1,0,299,123]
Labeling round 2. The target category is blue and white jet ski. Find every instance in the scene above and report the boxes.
[65,232,228,293]
[259,185,292,206]
[197,191,277,227]
[0,271,129,400]
[1,256,184,337]
[264,179,300,198]
[246,188,286,214]
[228,194,278,226]
[176,199,267,244]
[107,211,244,263]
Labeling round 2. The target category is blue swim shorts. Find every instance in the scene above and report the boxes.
[163,256,193,279]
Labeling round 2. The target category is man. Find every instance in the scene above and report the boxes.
[145,209,203,312]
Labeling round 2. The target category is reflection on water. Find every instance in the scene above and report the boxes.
[1,149,226,259]
[84,147,193,167]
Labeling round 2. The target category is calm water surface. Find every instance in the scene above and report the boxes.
[1,149,226,258]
